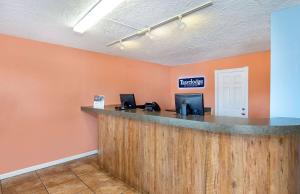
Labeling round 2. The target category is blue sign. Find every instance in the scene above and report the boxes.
[178,76,205,89]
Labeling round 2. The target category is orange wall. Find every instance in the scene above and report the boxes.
[0,34,170,174]
[0,34,270,174]
[169,51,270,118]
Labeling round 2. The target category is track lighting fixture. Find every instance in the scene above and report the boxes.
[107,1,213,48]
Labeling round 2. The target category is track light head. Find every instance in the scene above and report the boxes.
[119,40,125,50]
[177,15,187,30]
[145,28,154,39]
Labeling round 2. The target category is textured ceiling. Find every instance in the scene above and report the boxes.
[0,0,300,66]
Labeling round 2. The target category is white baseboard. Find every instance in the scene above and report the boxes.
[0,150,98,180]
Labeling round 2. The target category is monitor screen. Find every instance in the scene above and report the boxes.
[120,94,136,109]
[175,93,204,115]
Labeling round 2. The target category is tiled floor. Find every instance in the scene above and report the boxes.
[0,155,139,194]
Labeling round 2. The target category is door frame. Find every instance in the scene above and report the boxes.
[215,66,249,117]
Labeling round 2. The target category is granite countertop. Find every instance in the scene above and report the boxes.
[81,106,300,136]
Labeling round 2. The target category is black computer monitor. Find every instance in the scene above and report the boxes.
[120,94,136,109]
[175,93,204,115]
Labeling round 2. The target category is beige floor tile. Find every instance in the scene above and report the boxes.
[37,163,78,189]
[75,188,95,194]
[67,155,99,170]
[121,189,140,194]
[1,155,141,194]
[0,181,2,194]
[71,163,99,176]
[1,172,38,188]
[85,154,98,163]
[46,178,88,194]
[79,171,112,190]
[1,172,46,194]
[94,179,129,194]
[2,180,46,194]
[37,164,71,177]
[39,171,77,188]
[8,187,48,194]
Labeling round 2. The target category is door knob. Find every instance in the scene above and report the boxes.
[242,108,245,111]
[241,113,246,116]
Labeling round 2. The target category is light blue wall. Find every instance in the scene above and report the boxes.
[271,5,300,118]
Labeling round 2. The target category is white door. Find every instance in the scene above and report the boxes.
[215,67,248,118]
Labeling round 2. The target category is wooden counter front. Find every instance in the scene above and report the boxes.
[97,113,300,194]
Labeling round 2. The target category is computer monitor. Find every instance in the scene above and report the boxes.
[120,94,136,109]
[175,93,204,115]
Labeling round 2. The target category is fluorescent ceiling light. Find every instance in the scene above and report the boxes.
[73,0,125,33]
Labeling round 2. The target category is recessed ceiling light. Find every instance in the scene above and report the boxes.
[73,0,125,33]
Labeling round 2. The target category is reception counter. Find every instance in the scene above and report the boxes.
[82,106,300,194]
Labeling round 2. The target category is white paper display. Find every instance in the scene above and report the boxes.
[93,95,105,109]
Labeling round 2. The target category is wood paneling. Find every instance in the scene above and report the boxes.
[98,114,300,194]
